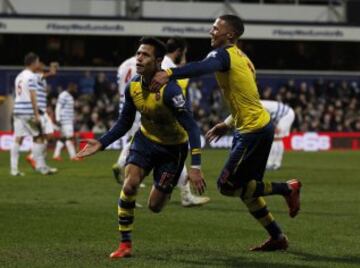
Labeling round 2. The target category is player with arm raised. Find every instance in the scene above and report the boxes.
[77,37,206,259]
[151,15,302,251]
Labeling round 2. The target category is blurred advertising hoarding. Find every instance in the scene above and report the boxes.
[1,131,359,152]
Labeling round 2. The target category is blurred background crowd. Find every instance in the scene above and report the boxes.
[44,70,360,135]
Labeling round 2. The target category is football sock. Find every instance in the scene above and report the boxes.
[242,180,291,198]
[53,141,64,158]
[65,140,76,158]
[274,140,284,168]
[180,181,192,200]
[118,190,136,242]
[33,142,46,169]
[177,167,188,187]
[267,141,276,168]
[10,142,20,172]
[242,196,283,239]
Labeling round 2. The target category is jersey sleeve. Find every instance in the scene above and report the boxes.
[98,84,137,149]
[167,48,230,79]
[164,83,202,166]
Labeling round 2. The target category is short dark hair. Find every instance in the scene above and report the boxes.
[166,37,187,53]
[139,37,167,59]
[24,52,39,66]
[219,14,245,38]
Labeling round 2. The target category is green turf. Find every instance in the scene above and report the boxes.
[1,150,360,268]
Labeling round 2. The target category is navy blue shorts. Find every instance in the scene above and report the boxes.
[217,122,274,196]
[126,131,188,194]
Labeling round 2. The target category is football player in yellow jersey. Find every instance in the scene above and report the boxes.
[77,37,206,259]
[151,15,302,251]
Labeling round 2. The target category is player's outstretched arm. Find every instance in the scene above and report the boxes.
[76,139,102,158]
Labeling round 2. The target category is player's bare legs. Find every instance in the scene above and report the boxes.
[148,186,171,213]
[110,164,145,259]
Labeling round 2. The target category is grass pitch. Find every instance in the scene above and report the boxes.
[0,150,359,268]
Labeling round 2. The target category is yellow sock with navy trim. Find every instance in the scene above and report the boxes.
[242,180,290,198]
[242,196,283,239]
[118,190,136,242]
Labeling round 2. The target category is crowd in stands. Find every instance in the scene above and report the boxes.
[48,71,119,134]
[260,79,360,132]
[46,71,360,135]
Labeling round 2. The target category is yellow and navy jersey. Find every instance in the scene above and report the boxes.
[129,75,188,145]
[98,75,201,166]
[167,45,270,133]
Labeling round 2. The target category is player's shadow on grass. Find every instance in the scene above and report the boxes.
[289,250,360,265]
[149,249,313,268]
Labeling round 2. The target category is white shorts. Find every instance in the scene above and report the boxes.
[60,124,74,138]
[13,113,54,137]
[41,113,54,135]
[275,108,295,138]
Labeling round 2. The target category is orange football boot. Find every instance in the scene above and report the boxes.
[109,242,132,259]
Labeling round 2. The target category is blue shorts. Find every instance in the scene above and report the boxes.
[126,131,188,194]
[217,122,274,196]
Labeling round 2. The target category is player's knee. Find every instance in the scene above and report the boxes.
[122,181,138,196]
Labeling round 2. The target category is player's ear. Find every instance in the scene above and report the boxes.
[227,32,234,39]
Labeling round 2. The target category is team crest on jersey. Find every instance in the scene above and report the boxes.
[172,94,185,108]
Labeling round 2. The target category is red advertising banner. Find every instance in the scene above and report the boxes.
[283,132,360,151]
